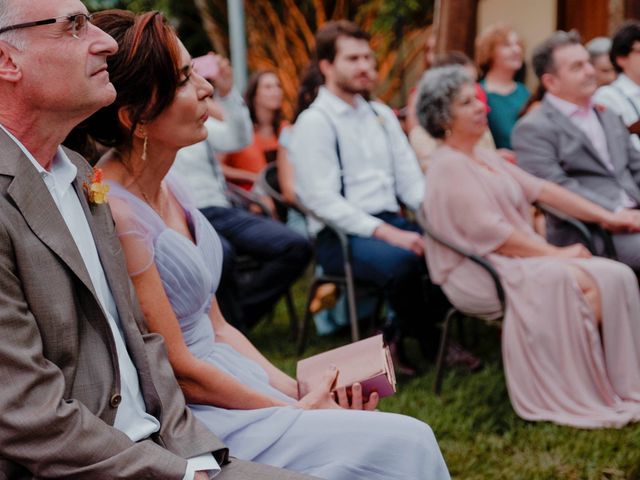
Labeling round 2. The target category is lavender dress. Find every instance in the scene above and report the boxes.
[107,174,450,480]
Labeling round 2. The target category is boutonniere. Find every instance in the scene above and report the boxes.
[83,167,109,205]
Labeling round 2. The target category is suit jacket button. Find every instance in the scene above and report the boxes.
[110,393,122,407]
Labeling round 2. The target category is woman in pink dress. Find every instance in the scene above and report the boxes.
[416,65,640,428]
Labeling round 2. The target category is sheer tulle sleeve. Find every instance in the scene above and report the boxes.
[107,196,156,277]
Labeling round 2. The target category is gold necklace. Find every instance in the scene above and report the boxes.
[137,181,166,218]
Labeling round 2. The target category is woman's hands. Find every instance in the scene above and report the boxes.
[296,367,379,411]
[601,209,640,233]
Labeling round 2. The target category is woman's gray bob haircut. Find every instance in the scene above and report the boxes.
[416,65,474,139]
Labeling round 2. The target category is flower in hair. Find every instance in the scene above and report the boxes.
[83,167,109,205]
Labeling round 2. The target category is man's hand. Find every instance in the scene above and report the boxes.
[628,119,640,136]
[194,471,209,480]
[602,208,640,233]
[496,148,517,164]
[373,223,424,256]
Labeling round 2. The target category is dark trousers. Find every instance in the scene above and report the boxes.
[315,212,448,358]
[201,206,312,331]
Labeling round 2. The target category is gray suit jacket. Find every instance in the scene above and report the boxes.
[0,129,225,479]
[513,98,640,211]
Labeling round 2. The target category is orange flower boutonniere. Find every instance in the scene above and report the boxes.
[83,167,109,205]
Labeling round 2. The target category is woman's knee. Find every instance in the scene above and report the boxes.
[567,265,602,320]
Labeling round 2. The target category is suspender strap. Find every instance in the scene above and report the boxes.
[312,101,394,199]
[313,106,346,197]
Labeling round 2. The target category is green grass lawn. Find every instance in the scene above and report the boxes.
[251,279,640,480]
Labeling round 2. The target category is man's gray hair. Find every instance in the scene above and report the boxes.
[415,65,474,139]
[0,0,27,50]
[531,30,582,80]
[585,36,612,61]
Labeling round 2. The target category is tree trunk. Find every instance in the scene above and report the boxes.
[433,0,478,58]
[627,0,640,20]
[193,0,228,56]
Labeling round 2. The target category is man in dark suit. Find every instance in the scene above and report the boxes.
[0,1,314,478]
[513,30,640,271]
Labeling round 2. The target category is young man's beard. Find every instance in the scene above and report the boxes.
[335,75,371,97]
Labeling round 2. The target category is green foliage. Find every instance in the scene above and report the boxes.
[361,0,434,33]
[253,276,640,479]
[81,0,173,15]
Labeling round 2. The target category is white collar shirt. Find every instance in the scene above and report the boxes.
[288,87,424,237]
[0,125,219,480]
[593,73,640,151]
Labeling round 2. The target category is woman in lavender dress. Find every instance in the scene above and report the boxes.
[75,10,450,480]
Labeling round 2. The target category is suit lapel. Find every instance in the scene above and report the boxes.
[5,147,99,299]
[596,109,627,176]
[71,165,131,321]
[543,101,611,174]
[67,152,163,417]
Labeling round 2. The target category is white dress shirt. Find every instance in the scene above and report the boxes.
[289,87,424,237]
[0,125,219,480]
[172,89,253,209]
[594,73,640,151]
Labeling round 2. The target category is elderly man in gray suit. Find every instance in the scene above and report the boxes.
[513,31,640,271]
[0,1,315,479]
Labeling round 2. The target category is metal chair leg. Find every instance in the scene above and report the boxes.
[285,289,299,341]
[343,262,360,343]
[297,280,321,356]
[434,308,457,395]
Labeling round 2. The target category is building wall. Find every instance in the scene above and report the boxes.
[477,0,557,88]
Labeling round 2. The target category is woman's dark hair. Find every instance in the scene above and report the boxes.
[610,21,640,73]
[293,62,324,122]
[244,70,283,135]
[66,10,182,160]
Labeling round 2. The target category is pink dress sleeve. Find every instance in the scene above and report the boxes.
[423,147,516,283]
[479,148,546,203]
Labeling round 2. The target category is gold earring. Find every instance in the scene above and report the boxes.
[142,135,148,162]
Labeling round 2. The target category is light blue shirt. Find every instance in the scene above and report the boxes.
[0,125,219,480]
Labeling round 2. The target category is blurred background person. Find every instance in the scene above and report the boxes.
[409,51,498,172]
[593,21,640,151]
[586,36,617,88]
[418,65,640,428]
[222,71,286,190]
[476,24,529,150]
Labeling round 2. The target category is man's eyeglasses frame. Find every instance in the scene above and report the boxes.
[0,13,94,39]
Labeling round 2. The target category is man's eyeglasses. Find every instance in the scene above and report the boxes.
[0,13,94,39]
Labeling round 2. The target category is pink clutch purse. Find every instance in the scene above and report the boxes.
[296,334,397,400]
